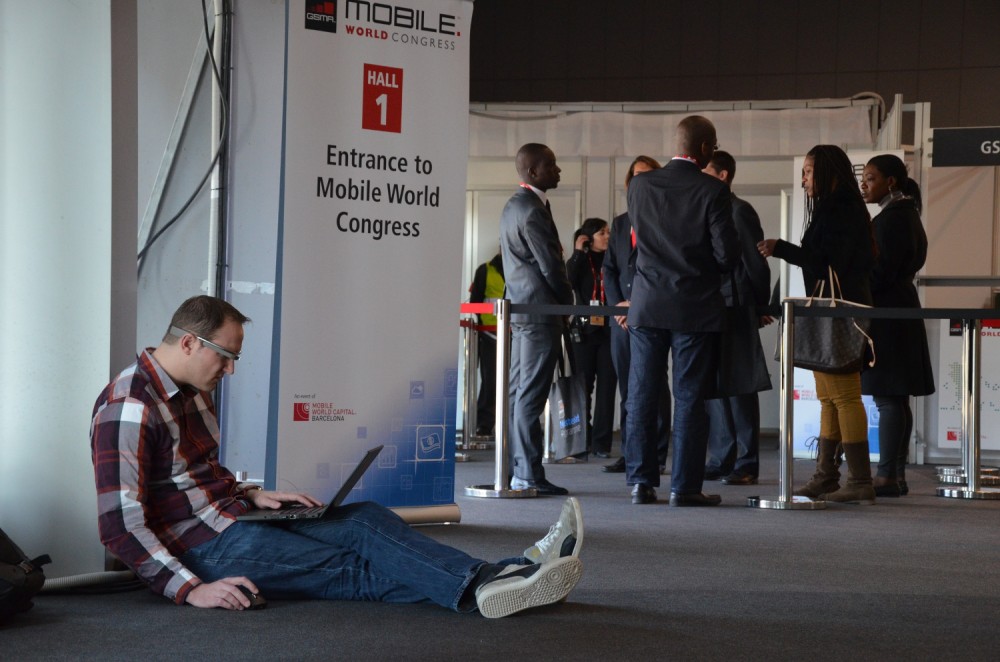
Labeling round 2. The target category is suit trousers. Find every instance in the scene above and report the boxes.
[508,322,562,481]
[610,322,671,464]
[706,393,761,477]
[475,333,497,434]
[625,326,718,494]
[572,328,617,454]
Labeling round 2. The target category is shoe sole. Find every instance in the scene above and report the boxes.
[477,557,583,619]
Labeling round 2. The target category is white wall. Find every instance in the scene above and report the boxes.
[0,0,121,576]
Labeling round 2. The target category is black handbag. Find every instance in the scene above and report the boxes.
[547,333,589,460]
[781,268,876,374]
[709,275,772,399]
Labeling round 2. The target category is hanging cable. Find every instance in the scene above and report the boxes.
[137,0,232,274]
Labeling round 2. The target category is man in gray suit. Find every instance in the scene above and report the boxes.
[499,143,574,495]
[625,116,740,506]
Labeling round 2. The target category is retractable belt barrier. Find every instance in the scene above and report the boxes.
[458,299,1000,503]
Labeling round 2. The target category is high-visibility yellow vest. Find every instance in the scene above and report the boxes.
[480,262,505,328]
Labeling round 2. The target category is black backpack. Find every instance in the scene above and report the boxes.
[0,526,51,625]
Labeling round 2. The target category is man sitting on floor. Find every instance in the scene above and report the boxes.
[90,295,584,617]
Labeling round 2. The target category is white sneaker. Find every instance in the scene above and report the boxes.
[523,497,583,563]
[475,556,584,619]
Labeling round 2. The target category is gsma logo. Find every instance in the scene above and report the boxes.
[306,1,337,33]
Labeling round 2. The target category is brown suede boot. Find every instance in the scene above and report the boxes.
[794,438,842,498]
[821,441,876,505]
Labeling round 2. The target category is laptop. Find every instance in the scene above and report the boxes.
[237,445,383,521]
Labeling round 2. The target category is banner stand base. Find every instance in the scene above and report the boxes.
[746,495,827,510]
[464,484,537,498]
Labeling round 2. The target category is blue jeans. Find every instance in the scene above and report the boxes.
[625,326,718,494]
[181,502,512,612]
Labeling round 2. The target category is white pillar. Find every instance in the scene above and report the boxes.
[0,0,136,577]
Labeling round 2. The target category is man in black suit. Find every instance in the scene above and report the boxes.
[701,151,772,486]
[602,156,672,476]
[625,116,739,506]
[499,143,574,495]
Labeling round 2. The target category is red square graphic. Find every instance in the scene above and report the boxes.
[362,64,403,133]
[293,402,311,422]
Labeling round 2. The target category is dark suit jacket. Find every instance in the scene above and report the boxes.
[626,159,740,332]
[499,187,573,324]
[603,211,634,307]
[723,194,770,307]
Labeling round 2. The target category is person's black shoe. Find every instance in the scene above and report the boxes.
[721,472,758,486]
[510,477,569,496]
[703,469,725,481]
[602,457,626,473]
[669,492,721,507]
[631,484,657,504]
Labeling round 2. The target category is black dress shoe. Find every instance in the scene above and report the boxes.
[631,484,657,504]
[510,477,569,496]
[721,472,758,486]
[602,457,626,473]
[703,469,726,481]
[669,492,721,507]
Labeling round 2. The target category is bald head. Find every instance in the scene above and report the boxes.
[515,143,561,191]
[675,116,718,168]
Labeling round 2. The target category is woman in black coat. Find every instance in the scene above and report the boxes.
[860,155,935,497]
[566,217,616,458]
[758,145,876,504]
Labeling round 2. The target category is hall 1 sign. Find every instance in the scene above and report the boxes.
[932,127,1000,167]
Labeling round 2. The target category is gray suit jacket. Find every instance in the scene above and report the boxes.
[499,187,573,325]
[626,159,739,332]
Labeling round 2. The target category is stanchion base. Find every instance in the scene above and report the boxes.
[455,453,471,463]
[936,486,1000,499]
[470,433,495,442]
[463,484,537,498]
[746,495,827,510]
[543,455,587,465]
[936,473,1000,486]
[936,465,998,476]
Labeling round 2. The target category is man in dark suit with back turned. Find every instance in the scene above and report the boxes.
[625,116,740,506]
[702,150,772,486]
[602,156,672,476]
[499,143,574,495]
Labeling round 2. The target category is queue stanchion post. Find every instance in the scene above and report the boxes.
[464,299,536,498]
[938,318,1000,499]
[748,300,825,510]
[455,317,475,462]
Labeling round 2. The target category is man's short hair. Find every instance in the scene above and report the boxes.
[163,296,251,343]
[708,150,736,183]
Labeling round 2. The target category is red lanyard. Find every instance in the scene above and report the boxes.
[587,254,605,303]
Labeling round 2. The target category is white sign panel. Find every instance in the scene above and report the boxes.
[268,0,473,507]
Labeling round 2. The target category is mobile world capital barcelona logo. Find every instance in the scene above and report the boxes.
[293,401,357,422]
[306,1,338,33]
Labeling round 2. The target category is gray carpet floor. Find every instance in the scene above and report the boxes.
[7,447,999,661]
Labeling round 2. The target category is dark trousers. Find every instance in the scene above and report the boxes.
[508,323,561,481]
[572,328,617,453]
[706,394,761,477]
[625,326,718,494]
[475,333,497,434]
[874,395,912,479]
[610,322,670,465]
